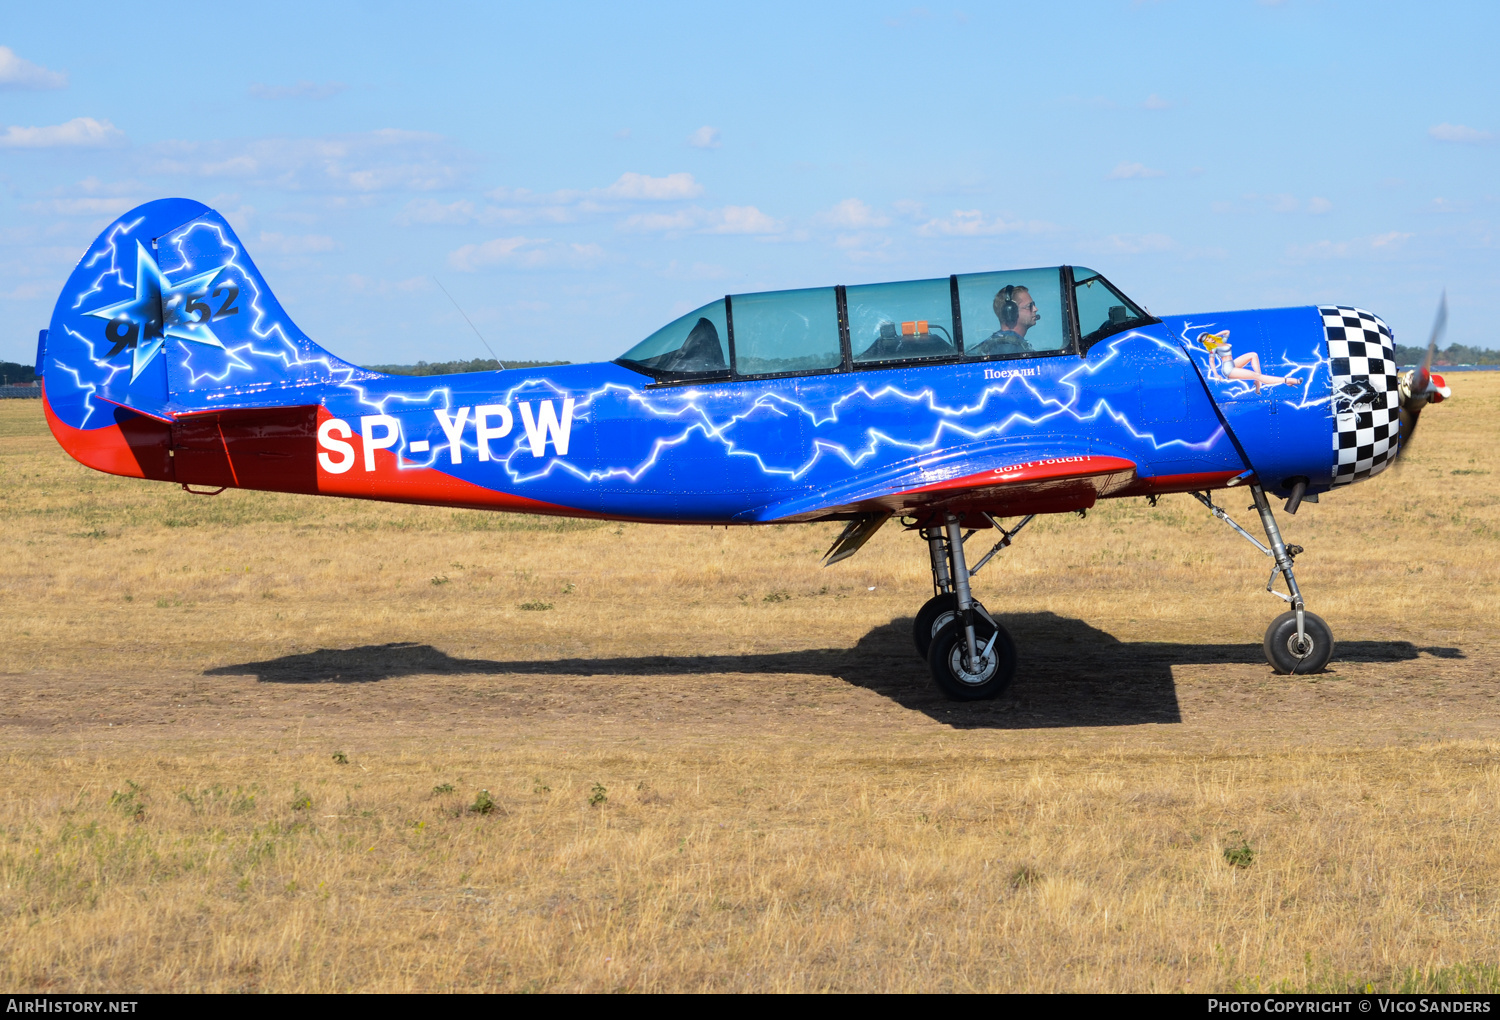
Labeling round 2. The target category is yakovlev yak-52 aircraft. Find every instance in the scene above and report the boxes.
[38,199,1452,699]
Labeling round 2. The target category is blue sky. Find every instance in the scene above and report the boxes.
[2,1,1496,365]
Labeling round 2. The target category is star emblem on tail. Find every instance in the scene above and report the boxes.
[84,240,229,381]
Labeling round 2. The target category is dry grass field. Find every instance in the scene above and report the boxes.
[1,377,1498,993]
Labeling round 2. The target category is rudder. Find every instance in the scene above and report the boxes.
[43,198,374,434]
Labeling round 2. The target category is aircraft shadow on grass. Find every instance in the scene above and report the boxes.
[204,612,1463,731]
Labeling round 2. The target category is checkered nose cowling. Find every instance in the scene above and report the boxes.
[1321,305,1401,486]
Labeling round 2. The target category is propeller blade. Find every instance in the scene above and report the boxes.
[1416,291,1447,394]
[1397,292,1453,456]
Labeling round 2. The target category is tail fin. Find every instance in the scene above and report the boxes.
[42,198,375,439]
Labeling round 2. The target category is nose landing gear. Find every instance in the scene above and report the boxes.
[1192,485,1336,674]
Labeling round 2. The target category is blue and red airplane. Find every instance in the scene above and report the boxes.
[37,199,1451,699]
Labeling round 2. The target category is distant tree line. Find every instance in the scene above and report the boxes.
[0,361,38,385]
[1393,343,1500,367]
[364,358,571,376]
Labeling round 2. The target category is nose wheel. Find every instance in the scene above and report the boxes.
[1193,485,1337,676]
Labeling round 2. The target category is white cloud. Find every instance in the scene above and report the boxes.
[821,198,889,229]
[447,173,702,227]
[1141,93,1173,110]
[620,209,702,233]
[149,129,466,192]
[1107,161,1165,180]
[1082,233,1175,255]
[257,232,338,255]
[249,81,347,100]
[1428,197,1470,214]
[75,176,144,196]
[398,199,480,225]
[1429,123,1492,143]
[603,171,703,200]
[1220,194,1335,215]
[344,274,430,294]
[712,205,779,234]
[448,236,604,271]
[833,232,894,263]
[0,47,67,90]
[916,209,1051,237]
[620,205,781,236]
[486,185,569,204]
[23,196,136,216]
[687,126,721,149]
[1286,231,1412,260]
[0,117,124,149]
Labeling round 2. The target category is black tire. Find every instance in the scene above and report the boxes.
[927,615,1017,700]
[1263,611,1335,675]
[913,594,989,659]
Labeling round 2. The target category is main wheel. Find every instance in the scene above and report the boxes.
[927,615,1017,700]
[913,594,989,659]
[1263,610,1335,675]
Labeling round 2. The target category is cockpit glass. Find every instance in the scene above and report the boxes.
[955,268,1068,358]
[846,277,956,365]
[617,299,729,378]
[730,287,842,376]
[1072,267,1149,343]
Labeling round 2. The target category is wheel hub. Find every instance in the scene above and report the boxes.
[947,645,998,686]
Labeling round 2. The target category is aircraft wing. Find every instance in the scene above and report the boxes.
[744,448,1139,524]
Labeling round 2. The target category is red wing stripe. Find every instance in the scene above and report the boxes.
[901,455,1137,497]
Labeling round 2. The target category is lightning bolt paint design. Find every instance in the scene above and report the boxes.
[476,331,1228,488]
[49,208,1272,516]
[69,217,144,310]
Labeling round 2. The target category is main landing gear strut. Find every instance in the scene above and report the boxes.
[915,512,1033,700]
[1191,485,1335,674]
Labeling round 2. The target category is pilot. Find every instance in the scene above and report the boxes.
[969,285,1039,356]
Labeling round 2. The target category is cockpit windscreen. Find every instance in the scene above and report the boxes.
[617,299,729,378]
[1072,267,1151,344]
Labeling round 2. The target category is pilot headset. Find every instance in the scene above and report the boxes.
[997,286,1020,329]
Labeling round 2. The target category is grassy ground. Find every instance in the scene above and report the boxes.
[0,378,1497,992]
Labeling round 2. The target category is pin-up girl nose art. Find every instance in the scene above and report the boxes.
[1198,330,1301,393]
